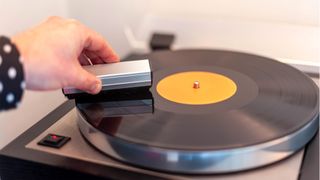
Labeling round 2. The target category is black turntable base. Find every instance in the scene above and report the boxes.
[0,50,318,180]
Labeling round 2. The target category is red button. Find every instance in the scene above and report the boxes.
[38,134,71,148]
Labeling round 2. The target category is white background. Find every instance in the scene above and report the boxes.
[0,0,319,148]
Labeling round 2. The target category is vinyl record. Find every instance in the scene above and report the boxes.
[77,49,319,173]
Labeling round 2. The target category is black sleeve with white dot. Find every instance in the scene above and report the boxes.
[0,36,25,110]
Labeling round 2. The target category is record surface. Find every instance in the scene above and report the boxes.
[77,49,319,151]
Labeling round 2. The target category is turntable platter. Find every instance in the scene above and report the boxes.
[76,50,319,173]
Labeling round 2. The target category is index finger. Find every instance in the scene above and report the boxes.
[82,27,119,63]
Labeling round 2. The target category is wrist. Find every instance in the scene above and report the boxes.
[11,34,32,90]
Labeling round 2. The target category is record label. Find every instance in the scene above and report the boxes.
[156,71,237,105]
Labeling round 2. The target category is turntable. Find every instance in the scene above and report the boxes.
[0,49,318,180]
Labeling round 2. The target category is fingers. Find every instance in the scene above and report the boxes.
[82,27,120,63]
[82,50,105,64]
[69,64,102,94]
[78,53,93,66]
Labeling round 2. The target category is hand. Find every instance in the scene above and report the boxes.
[12,16,119,94]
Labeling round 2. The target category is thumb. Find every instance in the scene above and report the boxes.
[70,65,102,94]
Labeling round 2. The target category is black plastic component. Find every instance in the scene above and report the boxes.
[299,131,319,180]
[38,134,70,148]
[149,33,175,50]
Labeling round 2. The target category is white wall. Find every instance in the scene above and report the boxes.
[0,0,68,148]
[144,0,320,26]
[0,0,68,35]
[67,0,320,62]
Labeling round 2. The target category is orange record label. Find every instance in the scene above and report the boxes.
[156,71,237,105]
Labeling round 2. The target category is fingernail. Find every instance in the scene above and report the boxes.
[90,81,101,94]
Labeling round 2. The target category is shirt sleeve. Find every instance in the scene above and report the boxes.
[0,36,25,111]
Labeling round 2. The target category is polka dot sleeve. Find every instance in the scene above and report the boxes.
[0,36,25,110]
